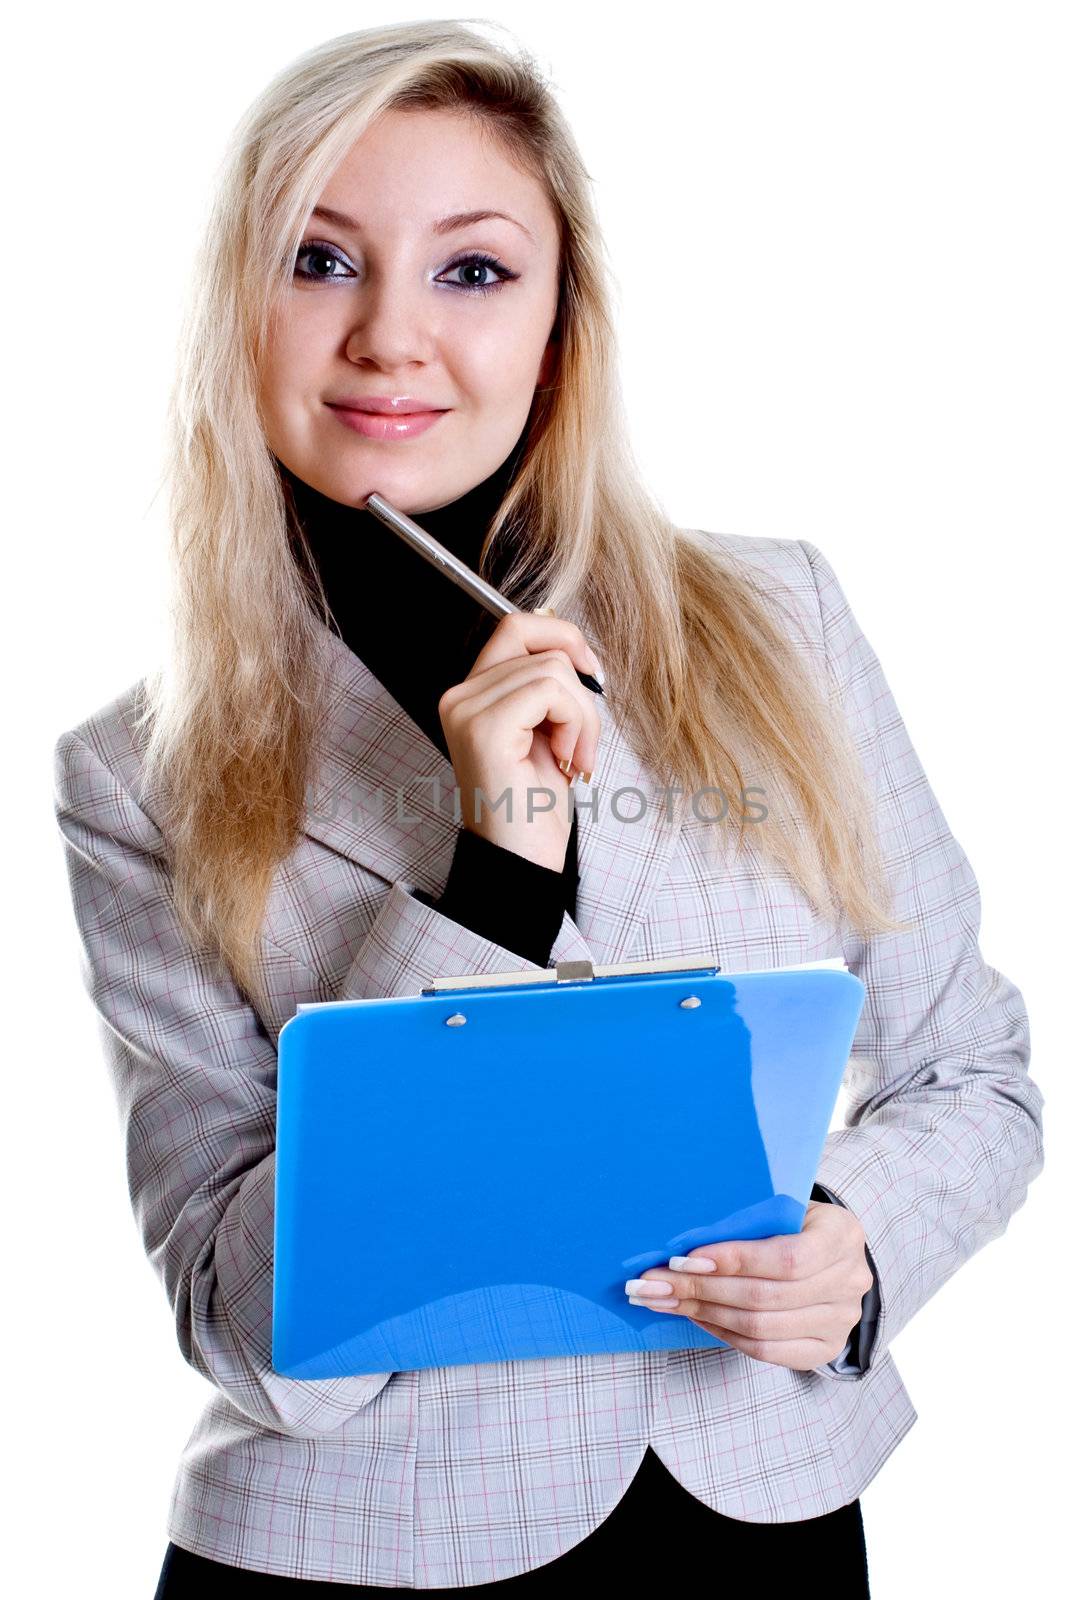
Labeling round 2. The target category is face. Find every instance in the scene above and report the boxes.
[259,107,562,514]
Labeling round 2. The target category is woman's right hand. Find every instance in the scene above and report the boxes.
[437,610,604,874]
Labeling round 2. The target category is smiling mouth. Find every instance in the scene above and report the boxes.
[326,405,449,439]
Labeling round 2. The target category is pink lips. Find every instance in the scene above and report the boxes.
[327,404,448,440]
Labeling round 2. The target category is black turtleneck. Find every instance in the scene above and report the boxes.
[284,438,578,967]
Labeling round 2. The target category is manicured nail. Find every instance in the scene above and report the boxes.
[628,1295,679,1310]
[669,1256,716,1273]
[558,758,573,776]
[625,1279,675,1298]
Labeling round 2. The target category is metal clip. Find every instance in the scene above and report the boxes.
[555,959,596,984]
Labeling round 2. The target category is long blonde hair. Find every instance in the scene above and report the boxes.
[136,17,908,1013]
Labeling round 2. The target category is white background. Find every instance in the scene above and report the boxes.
[6,3,1063,1595]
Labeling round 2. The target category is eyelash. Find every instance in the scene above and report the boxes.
[293,240,517,296]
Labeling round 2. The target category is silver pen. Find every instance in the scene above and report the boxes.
[363,491,605,696]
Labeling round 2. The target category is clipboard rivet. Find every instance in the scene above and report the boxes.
[445,1012,467,1027]
[679,996,701,1009]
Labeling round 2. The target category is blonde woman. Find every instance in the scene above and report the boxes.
[53,20,1043,1597]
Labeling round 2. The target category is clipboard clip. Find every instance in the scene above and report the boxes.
[424,952,722,995]
[555,959,596,983]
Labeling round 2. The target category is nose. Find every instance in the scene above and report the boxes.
[343,272,437,371]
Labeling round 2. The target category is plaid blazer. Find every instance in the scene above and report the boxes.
[52,533,1043,1587]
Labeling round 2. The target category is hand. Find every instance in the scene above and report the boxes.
[624,1199,874,1371]
[437,609,604,873]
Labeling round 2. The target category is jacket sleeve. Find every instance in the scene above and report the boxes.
[53,728,596,1438]
[801,540,1044,1377]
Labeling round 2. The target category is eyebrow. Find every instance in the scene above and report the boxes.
[310,203,534,242]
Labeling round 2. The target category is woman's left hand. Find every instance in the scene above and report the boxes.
[624,1198,874,1371]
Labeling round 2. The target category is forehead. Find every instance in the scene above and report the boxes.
[316,107,558,250]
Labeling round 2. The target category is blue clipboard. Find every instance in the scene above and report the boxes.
[272,953,865,1379]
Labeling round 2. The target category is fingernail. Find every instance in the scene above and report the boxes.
[669,1255,716,1273]
[558,758,573,776]
[624,1279,675,1298]
[628,1295,679,1310]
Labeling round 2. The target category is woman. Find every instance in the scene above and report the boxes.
[52,20,1043,1596]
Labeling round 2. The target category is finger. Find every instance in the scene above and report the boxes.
[632,1295,842,1369]
[685,1316,836,1370]
[445,654,601,777]
[458,670,592,780]
[469,610,606,690]
[671,1231,826,1283]
[638,1268,817,1312]
[637,1210,872,1307]
[673,1298,846,1347]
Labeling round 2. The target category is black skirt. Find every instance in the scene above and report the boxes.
[153,1444,870,1596]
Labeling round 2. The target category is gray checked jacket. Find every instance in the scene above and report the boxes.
[52,533,1043,1587]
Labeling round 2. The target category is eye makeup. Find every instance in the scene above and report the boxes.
[293,240,519,296]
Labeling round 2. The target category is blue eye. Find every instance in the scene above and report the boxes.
[438,253,515,294]
[293,241,356,282]
[293,241,518,296]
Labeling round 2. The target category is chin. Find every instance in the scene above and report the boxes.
[354,477,466,518]
[315,452,474,517]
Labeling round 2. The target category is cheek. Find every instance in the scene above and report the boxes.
[269,295,340,376]
[260,323,335,434]
[451,320,545,400]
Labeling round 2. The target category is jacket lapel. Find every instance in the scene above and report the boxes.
[302,611,687,965]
